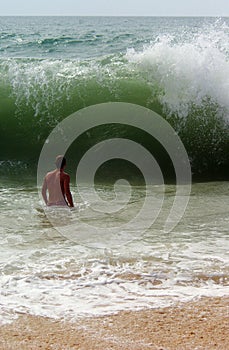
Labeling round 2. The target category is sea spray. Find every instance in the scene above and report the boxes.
[126,24,229,119]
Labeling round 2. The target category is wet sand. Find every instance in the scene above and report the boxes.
[0,297,228,350]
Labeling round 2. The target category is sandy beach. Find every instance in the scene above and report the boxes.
[0,296,228,350]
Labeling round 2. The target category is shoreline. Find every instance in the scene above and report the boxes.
[0,296,228,349]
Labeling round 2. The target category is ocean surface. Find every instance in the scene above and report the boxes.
[0,16,228,324]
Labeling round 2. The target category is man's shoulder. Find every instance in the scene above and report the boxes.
[62,171,70,179]
[45,170,56,178]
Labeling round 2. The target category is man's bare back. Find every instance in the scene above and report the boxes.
[42,156,74,207]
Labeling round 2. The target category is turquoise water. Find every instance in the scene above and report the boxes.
[0,17,228,324]
[1,16,223,59]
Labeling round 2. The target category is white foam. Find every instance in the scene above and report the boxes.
[1,257,228,325]
[126,21,229,120]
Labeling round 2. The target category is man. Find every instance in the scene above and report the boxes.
[42,155,74,207]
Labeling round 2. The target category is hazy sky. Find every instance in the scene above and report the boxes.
[0,0,228,16]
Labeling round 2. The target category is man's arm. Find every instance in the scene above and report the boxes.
[42,177,48,205]
[64,175,74,207]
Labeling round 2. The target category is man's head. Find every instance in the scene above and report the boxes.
[55,155,66,169]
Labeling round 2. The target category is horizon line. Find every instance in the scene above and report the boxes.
[0,14,228,18]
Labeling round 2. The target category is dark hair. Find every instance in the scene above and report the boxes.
[55,155,66,169]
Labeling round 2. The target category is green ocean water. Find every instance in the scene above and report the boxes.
[0,16,228,324]
[0,16,228,179]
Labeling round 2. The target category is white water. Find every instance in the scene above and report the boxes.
[126,20,229,120]
[0,182,228,324]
